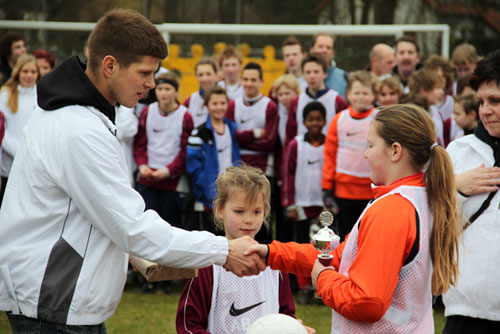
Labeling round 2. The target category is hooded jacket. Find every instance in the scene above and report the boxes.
[0,56,229,325]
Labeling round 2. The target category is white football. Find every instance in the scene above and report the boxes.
[246,313,308,334]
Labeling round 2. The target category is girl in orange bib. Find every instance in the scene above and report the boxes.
[248,104,461,333]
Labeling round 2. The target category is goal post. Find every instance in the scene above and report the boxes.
[0,20,450,58]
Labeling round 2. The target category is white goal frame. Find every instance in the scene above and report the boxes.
[0,20,450,57]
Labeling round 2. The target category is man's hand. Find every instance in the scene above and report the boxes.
[322,189,339,215]
[456,164,500,196]
[223,236,266,277]
[151,167,170,180]
[138,164,153,179]
[311,259,334,289]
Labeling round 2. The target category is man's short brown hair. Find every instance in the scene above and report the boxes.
[87,9,167,73]
[281,36,303,53]
[301,53,328,73]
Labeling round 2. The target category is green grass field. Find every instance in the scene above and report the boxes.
[0,282,446,333]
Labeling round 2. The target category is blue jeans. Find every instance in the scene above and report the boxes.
[7,313,107,334]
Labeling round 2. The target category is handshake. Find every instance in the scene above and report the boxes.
[222,237,269,277]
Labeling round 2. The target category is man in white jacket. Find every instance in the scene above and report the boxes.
[0,9,264,334]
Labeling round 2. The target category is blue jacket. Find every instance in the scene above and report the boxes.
[186,117,241,208]
[325,65,348,99]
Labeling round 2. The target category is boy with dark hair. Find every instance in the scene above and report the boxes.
[282,101,326,302]
[226,62,278,175]
[0,9,263,333]
[225,61,278,243]
[285,53,347,146]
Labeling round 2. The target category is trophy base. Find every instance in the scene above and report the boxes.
[318,254,333,266]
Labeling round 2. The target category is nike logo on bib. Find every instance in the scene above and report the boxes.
[152,128,164,133]
[346,131,357,136]
[229,301,265,316]
[307,159,322,165]
[240,117,254,124]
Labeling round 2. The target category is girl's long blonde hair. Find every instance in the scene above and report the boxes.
[2,54,39,113]
[374,104,461,295]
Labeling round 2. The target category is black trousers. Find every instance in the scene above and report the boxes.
[136,183,184,228]
[335,197,370,241]
[444,315,500,334]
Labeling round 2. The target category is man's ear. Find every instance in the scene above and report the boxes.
[102,55,118,78]
[391,141,404,162]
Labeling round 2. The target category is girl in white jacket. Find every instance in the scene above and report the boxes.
[0,54,39,203]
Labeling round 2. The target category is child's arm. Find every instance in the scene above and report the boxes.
[132,106,150,177]
[278,271,296,317]
[281,139,298,219]
[186,128,208,203]
[335,94,348,113]
[239,101,279,152]
[166,112,194,178]
[285,97,299,147]
[321,112,341,191]
[224,99,235,121]
[267,241,318,276]
[176,266,214,334]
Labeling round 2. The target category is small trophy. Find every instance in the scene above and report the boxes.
[312,211,340,266]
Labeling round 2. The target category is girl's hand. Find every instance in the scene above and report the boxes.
[244,243,269,263]
[311,259,335,289]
